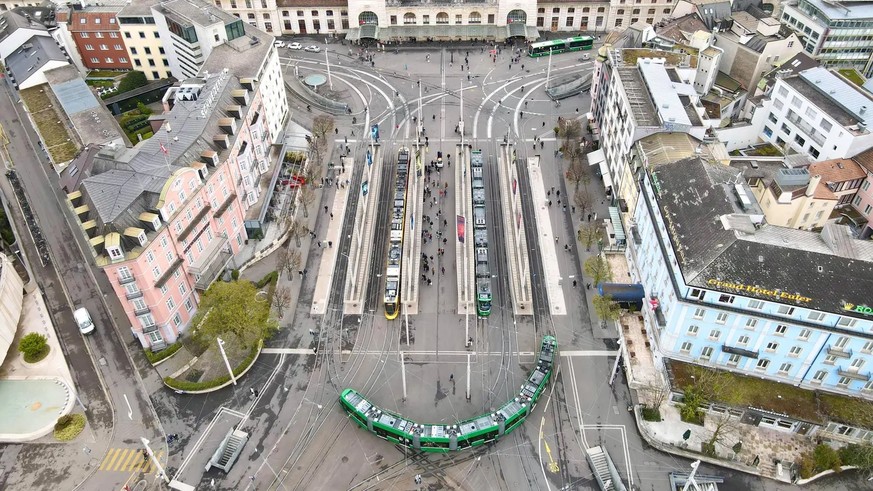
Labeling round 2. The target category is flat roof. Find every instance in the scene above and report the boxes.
[638,60,693,128]
[799,66,873,127]
[616,66,660,127]
[159,0,238,27]
[802,0,873,20]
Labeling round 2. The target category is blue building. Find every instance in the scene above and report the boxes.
[630,156,873,399]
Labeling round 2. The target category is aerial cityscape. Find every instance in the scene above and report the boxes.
[0,0,872,490]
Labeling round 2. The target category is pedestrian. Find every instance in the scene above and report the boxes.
[335,127,339,134]
[573,280,577,287]
[557,190,561,197]
[450,373,454,381]
[250,476,255,482]
[344,136,348,144]
[317,240,322,247]
[587,213,592,221]
[594,212,598,221]
[572,206,576,213]
[555,236,559,243]
[328,241,333,247]
[441,266,445,275]
[586,283,591,290]
[521,64,525,70]
[542,121,546,127]
[142,450,148,461]
[250,387,256,397]
[330,213,334,220]
[324,205,328,214]
[433,114,436,120]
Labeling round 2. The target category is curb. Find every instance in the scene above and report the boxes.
[163,340,263,394]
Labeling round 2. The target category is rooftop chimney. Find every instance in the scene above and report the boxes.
[806,174,822,197]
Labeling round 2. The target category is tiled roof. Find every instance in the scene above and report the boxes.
[853,148,873,174]
[69,10,123,32]
[808,159,867,184]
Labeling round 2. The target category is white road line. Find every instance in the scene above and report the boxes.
[261,348,616,357]
[560,350,618,357]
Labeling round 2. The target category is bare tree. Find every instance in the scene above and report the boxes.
[298,186,315,218]
[566,155,587,186]
[574,187,593,217]
[285,216,307,247]
[311,115,335,143]
[272,285,293,319]
[641,383,671,412]
[576,222,602,252]
[703,410,742,457]
[277,245,301,280]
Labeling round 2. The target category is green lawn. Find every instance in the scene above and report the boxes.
[19,86,52,113]
[670,360,873,429]
[838,68,865,86]
[86,70,126,78]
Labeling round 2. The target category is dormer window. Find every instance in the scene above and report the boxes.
[108,247,123,259]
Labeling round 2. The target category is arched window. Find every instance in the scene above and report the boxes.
[358,11,378,25]
[506,9,526,24]
[403,13,416,25]
[617,9,624,14]
[469,12,481,24]
[436,12,449,24]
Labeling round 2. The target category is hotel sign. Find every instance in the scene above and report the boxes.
[842,302,873,316]
[706,279,812,303]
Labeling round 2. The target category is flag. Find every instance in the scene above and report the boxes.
[160,142,169,155]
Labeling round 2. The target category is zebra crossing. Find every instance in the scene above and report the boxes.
[98,448,164,473]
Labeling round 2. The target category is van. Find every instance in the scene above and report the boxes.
[74,307,95,335]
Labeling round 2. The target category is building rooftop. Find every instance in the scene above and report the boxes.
[118,0,163,17]
[651,158,873,318]
[799,66,873,127]
[637,132,708,166]
[0,9,47,44]
[852,147,873,173]
[200,21,272,77]
[808,158,867,185]
[44,64,123,148]
[69,8,124,31]
[656,13,708,43]
[731,11,759,32]
[616,66,660,127]
[5,35,67,85]
[783,75,866,130]
[78,70,251,231]
[801,0,873,21]
[158,0,238,27]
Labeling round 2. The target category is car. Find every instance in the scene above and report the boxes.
[280,175,306,188]
[274,40,285,48]
[288,42,303,50]
[304,45,321,53]
[74,307,95,335]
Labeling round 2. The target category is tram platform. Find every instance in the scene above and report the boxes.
[527,156,567,315]
[497,143,532,315]
[343,147,382,315]
[400,144,424,316]
[455,145,474,316]
[310,156,351,315]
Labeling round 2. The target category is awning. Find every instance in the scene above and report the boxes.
[608,206,625,244]
[596,283,645,303]
[587,149,612,190]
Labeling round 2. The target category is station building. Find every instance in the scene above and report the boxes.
[630,154,873,401]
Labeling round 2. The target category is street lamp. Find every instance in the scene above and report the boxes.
[216,337,237,386]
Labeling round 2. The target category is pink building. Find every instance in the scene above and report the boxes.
[852,148,873,239]
[62,36,287,350]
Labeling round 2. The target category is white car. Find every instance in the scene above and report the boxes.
[74,307,95,335]
[274,40,285,48]
[304,45,321,53]
[288,42,303,50]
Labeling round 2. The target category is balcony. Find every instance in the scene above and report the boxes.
[191,233,232,291]
[118,274,136,285]
[178,205,213,242]
[154,258,184,289]
[214,193,237,218]
[837,368,871,381]
[125,290,143,300]
[827,346,852,359]
[134,306,151,316]
[142,323,160,334]
[785,112,826,146]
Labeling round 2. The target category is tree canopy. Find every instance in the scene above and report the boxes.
[190,280,277,350]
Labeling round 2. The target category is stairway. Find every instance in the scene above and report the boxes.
[585,446,627,491]
[206,429,249,473]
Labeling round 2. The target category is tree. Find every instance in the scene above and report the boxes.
[583,254,612,286]
[136,100,152,115]
[577,222,602,252]
[298,186,315,218]
[311,115,335,143]
[272,286,293,319]
[278,246,301,279]
[574,188,593,217]
[703,410,741,457]
[592,294,621,325]
[839,443,873,475]
[566,155,588,186]
[640,382,670,421]
[190,281,278,351]
[117,71,148,93]
[285,217,307,248]
[18,332,48,362]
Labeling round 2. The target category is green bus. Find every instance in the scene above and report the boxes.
[528,36,595,57]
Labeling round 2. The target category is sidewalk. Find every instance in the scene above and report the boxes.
[310,165,350,315]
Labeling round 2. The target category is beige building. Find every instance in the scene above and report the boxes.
[0,254,24,365]
[117,0,171,81]
[747,164,837,229]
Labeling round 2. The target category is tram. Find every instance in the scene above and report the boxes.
[384,148,410,319]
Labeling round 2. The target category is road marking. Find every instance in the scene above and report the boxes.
[99,449,163,472]
[261,348,617,357]
[561,350,618,357]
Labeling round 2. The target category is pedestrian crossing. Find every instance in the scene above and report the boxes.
[99,448,164,473]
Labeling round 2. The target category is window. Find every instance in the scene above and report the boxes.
[745,318,758,330]
[85,44,94,50]
[821,119,833,133]
[791,96,802,108]
[838,376,852,387]
[766,342,779,352]
[738,335,750,346]
[632,8,640,13]
[773,99,784,110]
[777,86,788,98]
[469,12,481,23]
[709,329,721,341]
[718,294,735,304]
[716,312,728,324]
[812,370,827,383]
[185,299,194,312]
[701,346,713,360]
[130,47,137,55]
[125,32,131,39]
[799,329,811,340]
[166,298,176,311]
[690,288,705,300]
[794,134,806,147]
[789,346,802,357]
[748,300,764,310]
[680,342,693,353]
[687,325,699,336]
[775,324,787,335]
[851,358,865,370]
[693,308,705,319]
[146,251,155,263]
[763,126,773,138]
[552,7,560,13]
[566,16,574,27]
[838,317,858,328]
[777,306,795,316]
[114,44,122,50]
[179,283,187,295]
[756,359,770,370]
[865,381,873,392]
[390,15,397,25]
[808,311,826,322]
[864,341,873,353]
[80,32,89,38]
[152,266,161,279]
[779,363,792,374]
[835,336,850,349]
[824,354,838,365]
[728,354,741,365]
[173,313,182,327]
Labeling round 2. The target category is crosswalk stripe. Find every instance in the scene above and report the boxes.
[99,448,118,470]
[121,449,138,471]
[98,449,165,472]
[103,448,123,471]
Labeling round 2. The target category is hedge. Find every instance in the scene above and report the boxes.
[163,341,261,392]
[144,342,183,365]
[54,413,86,441]
[254,271,278,289]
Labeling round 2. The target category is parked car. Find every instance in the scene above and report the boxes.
[279,175,306,188]
[288,42,303,50]
[304,45,321,53]
[274,40,286,48]
[74,307,95,335]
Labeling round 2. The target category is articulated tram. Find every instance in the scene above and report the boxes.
[470,150,492,317]
[384,148,410,320]
[340,335,557,452]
